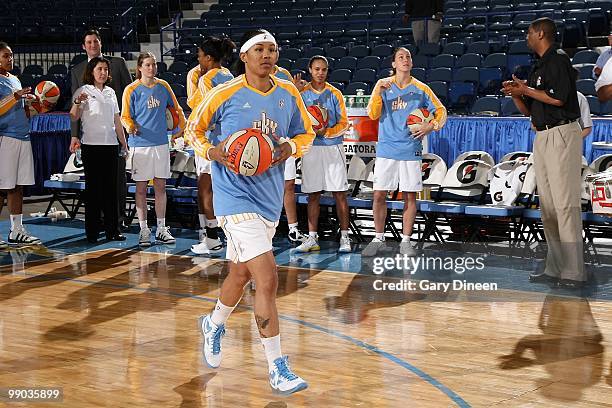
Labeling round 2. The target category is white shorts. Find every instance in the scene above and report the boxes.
[373,157,422,192]
[284,156,296,181]
[301,145,348,193]
[195,154,211,176]
[129,145,171,181]
[0,137,35,189]
[218,213,278,263]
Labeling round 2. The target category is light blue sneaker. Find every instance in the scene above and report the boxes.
[269,356,308,395]
[198,314,225,368]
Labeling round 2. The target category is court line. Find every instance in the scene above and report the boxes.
[61,276,471,407]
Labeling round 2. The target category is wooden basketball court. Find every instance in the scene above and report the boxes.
[1,249,611,407]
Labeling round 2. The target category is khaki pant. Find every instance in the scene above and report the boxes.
[533,121,585,281]
[411,20,441,44]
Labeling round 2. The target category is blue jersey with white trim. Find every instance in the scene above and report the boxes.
[0,74,30,140]
[367,76,446,161]
[300,82,348,146]
[186,75,315,221]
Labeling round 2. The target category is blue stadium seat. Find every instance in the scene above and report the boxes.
[277,58,293,70]
[418,43,441,56]
[576,79,597,96]
[412,55,429,68]
[294,58,311,71]
[501,96,522,116]
[327,46,348,59]
[329,81,345,92]
[453,67,479,83]
[479,68,504,95]
[303,47,325,58]
[348,45,370,58]
[281,48,302,61]
[169,61,189,73]
[466,41,490,56]
[23,64,44,76]
[449,81,476,112]
[335,56,358,70]
[428,67,453,82]
[431,54,456,69]
[457,53,483,68]
[483,53,508,71]
[577,64,595,80]
[47,64,68,76]
[507,54,532,78]
[159,72,177,83]
[329,68,353,84]
[572,50,599,65]
[471,96,501,115]
[356,56,381,70]
[586,95,602,115]
[372,44,393,57]
[170,83,187,98]
[442,42,465,56]
[352,68,377,84]
[428,81,449,105]
[411,67,427,82]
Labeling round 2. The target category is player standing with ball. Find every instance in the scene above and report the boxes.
[295,55,351,253]
[185,29,314,395]
[0,42,42,247]
[364,47,447,256]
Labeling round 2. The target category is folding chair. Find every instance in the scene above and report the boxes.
[43,151,85,219]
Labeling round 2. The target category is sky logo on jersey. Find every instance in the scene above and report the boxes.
[147,95,161,109]
[391,96,407,111]
[253,112,278,138]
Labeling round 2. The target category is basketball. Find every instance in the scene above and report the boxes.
[307,105,329,133]
[407,107,434,133]
[34,80,60,110]
[24,98,44,118]
[166,106,179,130]
[224,128,274,176]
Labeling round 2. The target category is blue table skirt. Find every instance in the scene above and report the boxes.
[430,116,612,165]
[27,113,71,196]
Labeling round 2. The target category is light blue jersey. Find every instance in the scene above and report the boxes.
[367,76,447,161]
[186,75,315,221]
[300,82,348,146]
[0,74,30,141]
[121,78,185,147]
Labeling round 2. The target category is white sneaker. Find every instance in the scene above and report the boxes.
[362,237,384,257]
[198,314,225,368]
[139,227,151,247]
[8,227,42,246]
[288,228,307,243]
[269,356,308,395]
[400,240,417,256]
[296,235,320,252]
[191,237,224,255]
[339,236,352,253]
[156,226,176,244]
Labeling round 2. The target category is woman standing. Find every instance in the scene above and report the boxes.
[70,57,128,243]
[186,29,314,395]
[121,52,186,247]
[296,55,351,253]
[186,36,235,255]
[365,47,446,256]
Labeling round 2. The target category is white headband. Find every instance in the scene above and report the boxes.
[239,32,277,53]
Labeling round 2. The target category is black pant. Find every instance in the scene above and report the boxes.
[81,144,119,239]
[117,151,127,224]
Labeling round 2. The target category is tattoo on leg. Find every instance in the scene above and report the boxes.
[255,314,270,337]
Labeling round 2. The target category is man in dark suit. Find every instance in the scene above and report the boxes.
[71,29,132,229]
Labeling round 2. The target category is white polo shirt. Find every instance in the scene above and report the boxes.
[73,84,120,145]
[595,58,612,92]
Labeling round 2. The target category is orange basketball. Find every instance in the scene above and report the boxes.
[224,128,274,176]
[307,105,329,133]
[166,106,179,130]
[34,80,60,110]
[24,98,44,118]
[407,107,434,133]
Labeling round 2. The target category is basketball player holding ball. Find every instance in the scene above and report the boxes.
[185,29,314,395]
[295,55,351,253]
[121,52,186,247]
[363,47,447,256]
[0,42,42,247]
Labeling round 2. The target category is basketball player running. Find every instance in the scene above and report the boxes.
[186,36,235,255]
[295,55,351,253]
[272,64,308,243]
[121,52,186,247]
[364,47,447,256]
[185,29,315,394]
[0,42,42,247]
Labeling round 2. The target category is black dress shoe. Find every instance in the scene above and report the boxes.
[106,234,126,241]
[557,279,585,289]
[529,272,559,284]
